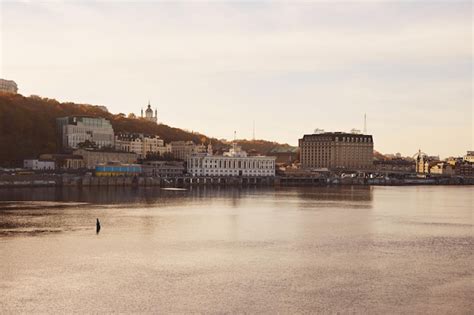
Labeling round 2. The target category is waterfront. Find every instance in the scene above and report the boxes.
[0,186,473,313]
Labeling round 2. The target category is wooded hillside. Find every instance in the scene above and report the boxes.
[0,93,292,166]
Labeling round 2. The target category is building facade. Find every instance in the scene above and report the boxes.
[115,133,170,159]
[463,151,474,163]
[187,145,276,177]
[23,159,55,170]
[57,116,114,149]
[39,153,85,169]
[141,102,158,124]
[142,161,185,177]
[0,79,18,94]
[170,141,206,160]
[299,132,374,170]
[73,149,137,169]
[268,147,298,165]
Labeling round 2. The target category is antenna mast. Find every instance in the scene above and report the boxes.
[363,113,367,134]
[252,120,255,141]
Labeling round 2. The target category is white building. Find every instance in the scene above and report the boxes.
[24,159,55,170]
[57,116,115,149]
[187,144,276,177]
[141,101,158,124]
[0,79,18,94]
[115,133,171,158]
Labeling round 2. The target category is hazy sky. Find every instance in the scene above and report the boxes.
[1,0,472,158]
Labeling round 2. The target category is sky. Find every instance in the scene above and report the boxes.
[0,0,472,158]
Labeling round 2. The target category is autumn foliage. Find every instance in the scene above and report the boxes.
[0,93,292,167]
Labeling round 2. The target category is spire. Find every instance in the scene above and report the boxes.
[141,108,143,117]
[363,113,367,134]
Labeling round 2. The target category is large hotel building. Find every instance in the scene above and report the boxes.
[299,132,374,170]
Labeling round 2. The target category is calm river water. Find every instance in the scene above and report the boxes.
[0,186,472,314]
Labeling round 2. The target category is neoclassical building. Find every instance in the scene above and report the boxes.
[141,102,158,123]
[115,133,171,158]
[187,145,276,177]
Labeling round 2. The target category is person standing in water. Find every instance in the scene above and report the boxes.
[96,218,101,234]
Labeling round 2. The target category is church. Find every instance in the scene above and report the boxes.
[141,101,158,124]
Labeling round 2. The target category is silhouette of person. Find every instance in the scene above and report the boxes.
[96,218,101,234]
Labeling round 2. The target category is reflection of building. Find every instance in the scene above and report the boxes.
[115,133,171,158]
[268,147,298,165]
[73,148,137,169]
[23,159,55,170]
[141,102,158,124]
[187,144,276,177]
[299,132,373,170]
[57,116,114,149]
[170,141,206,160]
[142,161,185,177]
[0,79,18,94]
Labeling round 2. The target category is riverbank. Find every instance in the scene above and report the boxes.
[0,173,473,188]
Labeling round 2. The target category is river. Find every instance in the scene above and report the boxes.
[0,186,472,313]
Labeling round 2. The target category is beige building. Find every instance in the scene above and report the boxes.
[430,162,454,176]
[73,149,137,169]
[141,102,158,124]
[0,79,18,94]
[299,132,374,170]
[115,133,171,159]
[169,141,206,160]
[57,116,115,149]
[463,151,474,163]
[142,161,185,177]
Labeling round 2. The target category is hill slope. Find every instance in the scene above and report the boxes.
[0,93,293,166]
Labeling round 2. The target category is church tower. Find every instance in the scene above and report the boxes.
[144,101,158,124]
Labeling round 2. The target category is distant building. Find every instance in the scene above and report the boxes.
[141,101,158,124]
[23,159,55,170]
[429,162,454,176]
[374,159,415,173]
[463,151,474,163]
[115,133,171,159]
[0,79,18,94]
[142,161,185,177]
[456,163,474,177]
[299,132,374,170]
[57,116,115,149]
[416,152,439,174]
[73,148,137,169]
[187,144,276,177]
[268,147,298,165]
[39,153,85,169]
[169,141,206,160]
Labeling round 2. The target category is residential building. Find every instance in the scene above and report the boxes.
[57,116,114,149]
[0,79,18,94]
[456,163,474,177]
[141,101,158,124]
[187,144,276,177]
[115,133,171,159]
[463,151,474,163]
[23,159,55,170]
[170,141,206,160]
[73,148,137,169]
[299,132,374,170]
[268,147,298,165]
[142,161,185,177]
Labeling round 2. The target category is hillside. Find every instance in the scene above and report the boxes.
[0,93,292,166]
